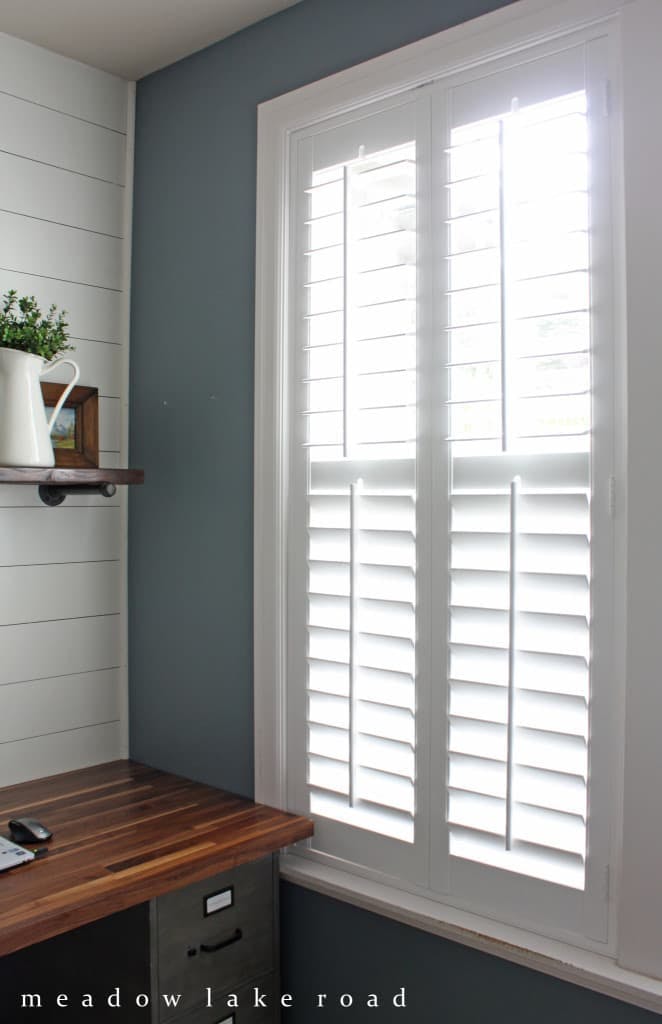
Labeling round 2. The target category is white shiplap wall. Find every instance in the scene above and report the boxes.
[0,33,133,786]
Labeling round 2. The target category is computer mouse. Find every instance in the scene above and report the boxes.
[8,818,53,843]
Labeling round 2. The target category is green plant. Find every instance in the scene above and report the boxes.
[0,289,72,361]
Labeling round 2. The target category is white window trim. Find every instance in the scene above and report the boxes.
[254,0,662,1008]
[279,854,662,1015]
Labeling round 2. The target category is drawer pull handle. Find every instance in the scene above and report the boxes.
[200,928,243,954]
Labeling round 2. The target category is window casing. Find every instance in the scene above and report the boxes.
[255,0,662,1004]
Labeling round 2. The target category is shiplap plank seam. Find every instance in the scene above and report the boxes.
[0,565,120,570]
[0,720,121,746]
[0,613,120,628]
[0,145,126,187]
[0,667,121,688]
[0,265,121,292]
[0,89,126,135]
[71,341,123,350]
[0,562,123,573]
[0,206,123,240]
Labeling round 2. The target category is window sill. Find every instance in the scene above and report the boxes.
[280,852,662,1015]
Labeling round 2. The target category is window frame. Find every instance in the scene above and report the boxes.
[254,0,662,1009]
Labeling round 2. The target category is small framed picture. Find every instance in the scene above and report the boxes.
[41,383,99,468]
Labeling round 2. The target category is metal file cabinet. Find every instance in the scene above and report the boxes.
[151,855,279,1024]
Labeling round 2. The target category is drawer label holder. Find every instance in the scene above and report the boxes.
[204,885,234,917]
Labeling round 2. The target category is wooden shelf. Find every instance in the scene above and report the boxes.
[0,467,143,485]
[0,467,144,505]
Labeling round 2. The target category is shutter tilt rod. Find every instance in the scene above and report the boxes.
[499,98,519,453]
[342,164,350,458]
[498,118,508,452]
[38,483,117,507]
[348,479,361,807]
[505,475,520,851]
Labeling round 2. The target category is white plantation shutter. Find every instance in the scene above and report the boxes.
[288,103,425,878]
[445,88,593,889]
[285,35,613,934]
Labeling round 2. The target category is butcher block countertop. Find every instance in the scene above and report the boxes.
[0,759,313,957]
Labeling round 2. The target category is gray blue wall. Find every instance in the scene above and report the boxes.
[129,1,654,1019]
[280,883,655,1023]
[129,0,517,794]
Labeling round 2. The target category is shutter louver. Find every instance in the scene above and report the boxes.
[446,90,591,889]
[303,140,417,844]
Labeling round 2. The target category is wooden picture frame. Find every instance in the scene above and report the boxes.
[41,383,99,468]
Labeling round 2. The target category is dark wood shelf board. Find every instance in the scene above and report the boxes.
[0,467,144,485]
[0,760,313,957]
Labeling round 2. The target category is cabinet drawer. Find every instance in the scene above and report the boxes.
[168,974,278,1024]
[155,857,275,1019]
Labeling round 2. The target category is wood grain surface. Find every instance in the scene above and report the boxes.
[0,760,313,957]
[0,467,144,485]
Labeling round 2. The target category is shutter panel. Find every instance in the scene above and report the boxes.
[301,131,418,847]
[445,88,592,889]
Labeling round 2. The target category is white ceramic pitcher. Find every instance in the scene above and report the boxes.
[0,347,80,467]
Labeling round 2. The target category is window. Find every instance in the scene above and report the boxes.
[255,0,662,1006]
[282,36,613,941]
